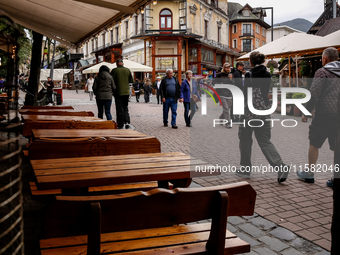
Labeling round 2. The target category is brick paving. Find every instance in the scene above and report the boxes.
[19,89,334,254]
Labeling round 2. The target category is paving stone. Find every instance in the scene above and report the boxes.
[242,213,258,220]
[258,236,289,252]
[228,216,246,225]
[269,227,296,241]
[227,224,237,233]
[238,223,265,238]
[253,247,277,255]
[317,251,331,255]
[235,232,261,247]
[241,251,259,255]
[291,238,323,253]
[250,216,276,230]
[281,248,304,255]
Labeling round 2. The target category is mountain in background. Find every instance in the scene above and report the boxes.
[274,18,313,32]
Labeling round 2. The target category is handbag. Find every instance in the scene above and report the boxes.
[192,94,199,102]
[244,71,267,120]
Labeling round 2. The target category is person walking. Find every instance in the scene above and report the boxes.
[111,59,134,129]
[74,77,80,93]
[236,51,289,183]
[153,76,162,104]
[86,75,94,100]
[93,65,115,120]
[181,70,200,127]
[232,62,245,122]
[297,47,340,187]
[160,69,183,129]
[45,77,54,105]
[133,79,141,102]
[144,78,152,103]
[213,62,234,128]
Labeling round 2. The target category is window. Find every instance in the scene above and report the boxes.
[256,38,260,48]
[110,30,113,44]
[86,42,88,55]
[233,39,237,49]
[262,41,266,46]
[201,48,214,63]
[160,9,172,33]
[102,33,105,47]
[91,39,94,52]
[95,38,98,50]
[233,24,237,33]
[243,9,250,17]
[242,39,252,52]
[262,28,266,37]
[125,21,129,39]
[135,16,138,35]
[204,20,208,39]
[141,13,144,32]
[217,26,221,43]
[243,24,251,36]
[256,24,260,34]
[115,27,119,43]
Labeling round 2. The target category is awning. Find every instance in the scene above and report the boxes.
[82,60,153,74]
[40,69,72,81]
[1,0,151,46]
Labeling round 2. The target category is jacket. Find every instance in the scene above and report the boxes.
[244,65,271,106]
[213,72,234,97]
[160,76,182,101]
[180,79,201,103]
[110,65,133,96]
[306,61,340,115]
[46,80,54,92]
[93,71,116,100]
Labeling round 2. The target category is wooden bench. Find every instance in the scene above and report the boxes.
[21,105,74,110]
[39,182,256,255]
[28,136,161,160]
[19,110,95,116]
[22,120,117,137]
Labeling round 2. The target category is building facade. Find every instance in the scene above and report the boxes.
[266,25,304,43]
[79,0,240,82]
[228,2,270,56]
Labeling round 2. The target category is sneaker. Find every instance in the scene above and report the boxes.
[164,123,168,127]
[172,125,178,129]
[278,164,290,183]
[297,170,314,183]
[226,123,232,129]
[125,124,130,129]
[235,168,251,178]
[327,178,334,188]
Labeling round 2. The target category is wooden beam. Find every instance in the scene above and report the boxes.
[73,0,135,14]
[288,56,291,87]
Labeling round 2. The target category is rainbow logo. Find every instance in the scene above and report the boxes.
[198,83,222,106]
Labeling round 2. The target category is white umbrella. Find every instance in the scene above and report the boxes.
[82,62,115,74]
[40,69,72,81]
[110,60,153,72]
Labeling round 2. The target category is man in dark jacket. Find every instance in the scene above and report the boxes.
[111,59,134,129]
[297,47,340,187]
[160,69,183,129]
[45,77,54,105]
[232,62,244,122]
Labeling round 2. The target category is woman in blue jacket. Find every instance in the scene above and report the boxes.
[180,70,201,127]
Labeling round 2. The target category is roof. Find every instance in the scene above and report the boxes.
[228,2,271,29]
[268,25,305,34]
[1,0,151,46]
[308,2,340,34]
[315,17,340,36]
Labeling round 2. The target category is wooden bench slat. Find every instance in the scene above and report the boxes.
[21,106,74,109]
[20,110,93,116]
[40,230,245,255]
[34,158,203,176]
[30,152,185,165]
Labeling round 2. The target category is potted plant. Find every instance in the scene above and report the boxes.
[292,93,306,117]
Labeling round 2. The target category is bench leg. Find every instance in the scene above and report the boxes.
[157,181,169,189]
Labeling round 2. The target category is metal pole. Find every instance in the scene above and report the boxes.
[50,40,56,80]
[271,8,274,42]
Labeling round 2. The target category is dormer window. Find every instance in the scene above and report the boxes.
[243,9,250,17]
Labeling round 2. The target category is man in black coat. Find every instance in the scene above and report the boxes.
[232,61,244,121]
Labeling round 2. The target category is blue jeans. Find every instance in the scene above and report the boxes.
[163,98,177,126]
[96,99,112,120]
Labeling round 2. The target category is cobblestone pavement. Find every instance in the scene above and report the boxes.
[21,89,333,254]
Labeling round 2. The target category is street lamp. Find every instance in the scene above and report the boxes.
[259,7,274,42]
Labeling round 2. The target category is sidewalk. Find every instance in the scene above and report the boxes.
[22,89,333,254]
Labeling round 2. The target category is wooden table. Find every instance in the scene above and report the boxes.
[30,152,215,194]
[22,115,101,122]
[0,93,8,98]
[32,129,148,140]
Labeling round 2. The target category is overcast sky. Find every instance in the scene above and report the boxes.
[232,0,324,24]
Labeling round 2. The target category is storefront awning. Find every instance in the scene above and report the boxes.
[1,0,151,46]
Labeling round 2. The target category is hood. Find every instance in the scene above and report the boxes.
[98,71,111,80]
[251,65,268,76]
[324,61,340,77]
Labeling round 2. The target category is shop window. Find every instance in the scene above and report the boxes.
[188,48,198,62]
[201,48,214,63]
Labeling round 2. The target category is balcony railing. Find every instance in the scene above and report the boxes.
[240,29,255,37]
[199,38,236,54]
[241,45,254,52]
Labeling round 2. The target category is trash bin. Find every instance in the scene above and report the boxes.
[54,88,63,103]
[56,94,62,105]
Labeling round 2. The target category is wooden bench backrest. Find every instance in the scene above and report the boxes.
[20,111,94,116]
[43,182,256,239]
[21,106,74,109]
[29,136,161,159]
[22,120,117,137]
[71,120,117,129]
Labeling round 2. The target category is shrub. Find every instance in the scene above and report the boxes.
[267,60,278,69]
